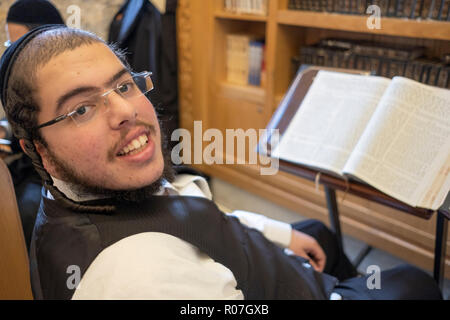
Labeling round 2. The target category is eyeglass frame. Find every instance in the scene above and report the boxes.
[35,71,153,130]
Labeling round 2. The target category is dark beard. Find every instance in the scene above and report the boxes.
[45,123,175,203]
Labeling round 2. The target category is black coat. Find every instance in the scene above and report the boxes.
[108,0,179,147]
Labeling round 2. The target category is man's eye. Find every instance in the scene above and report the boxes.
[118,81,134,94]
[75,105,92,115]
[71,105,95,119]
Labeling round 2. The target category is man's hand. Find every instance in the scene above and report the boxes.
[288,229,326,272]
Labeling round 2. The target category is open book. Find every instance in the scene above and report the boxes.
[271,70,450,210]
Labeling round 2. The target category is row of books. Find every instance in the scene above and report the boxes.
[288,0,450,20]
[224,0,268,15]
[292,39,450,88]
[226,34,266,86]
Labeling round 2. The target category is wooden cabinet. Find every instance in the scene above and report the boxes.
[177,0,450,276]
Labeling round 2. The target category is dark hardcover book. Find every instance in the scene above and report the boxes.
[354,55,365,70]
[418,0,426,18]
[444,67,450,89]
[414,60,425,82]
[448,2,450,20]
[365,0,371,12]
[435,66,449,88]
[427,63,441,86]
[337,0,347,13]
[436,0,445,19]
[394,0,404,16]
[404,61,416,79]
[410,0,419,17]
[349,0,356,13]
[385,0,395,17]
[387,59,405,77]
[356,0,365,13]
[288,0,297,10]
[403,0,413,17]
[379,58,389,77]
[332,0,338,11]
[428,0,437,18]
[421,63,432,83]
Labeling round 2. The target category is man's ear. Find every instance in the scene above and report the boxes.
[20,138,55,175]
[19,138,34,157]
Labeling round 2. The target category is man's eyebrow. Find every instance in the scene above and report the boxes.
[104,68,130,88]
[55,68,131,114]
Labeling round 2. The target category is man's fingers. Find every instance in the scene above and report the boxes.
[308,259,321,272]
[307,247,326,272]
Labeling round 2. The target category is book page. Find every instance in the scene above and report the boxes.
[343,77,450,210]
[272,71,391,175]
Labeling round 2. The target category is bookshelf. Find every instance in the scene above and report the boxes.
[215,11,268,22]
[177,0,450,276]
[277,10,450,40]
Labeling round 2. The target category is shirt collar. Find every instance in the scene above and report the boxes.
[49,177,178,201]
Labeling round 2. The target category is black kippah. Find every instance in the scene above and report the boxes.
[0,24,65,107]
[6,0,64,25]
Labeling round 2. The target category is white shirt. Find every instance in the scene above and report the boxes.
[57,174,293,300]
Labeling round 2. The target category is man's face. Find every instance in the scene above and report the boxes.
[34,43,165,191]
[6,22,29,43]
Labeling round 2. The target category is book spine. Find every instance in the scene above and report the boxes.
[226,35,234,83]
[410,0,418,18]
[436,0,445,19]
[260,43,266,87]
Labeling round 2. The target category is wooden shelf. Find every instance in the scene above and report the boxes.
[214,11,268,22]
[274,94,285,109]
[277,10,450,41]
[218,82,266,105]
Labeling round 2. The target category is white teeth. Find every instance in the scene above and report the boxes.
[132,139,141,149]
[118,134,149,156]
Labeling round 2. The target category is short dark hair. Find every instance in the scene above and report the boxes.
[4,27,129,144]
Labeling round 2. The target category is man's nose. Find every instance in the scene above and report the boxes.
[105,91,137,129]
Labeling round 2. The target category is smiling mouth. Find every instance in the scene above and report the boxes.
[117,134,149,156]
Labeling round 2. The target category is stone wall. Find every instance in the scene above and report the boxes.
[0,0,125,116]
[0,0,125,55]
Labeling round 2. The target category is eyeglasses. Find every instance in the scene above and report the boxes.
[36,71,154,129]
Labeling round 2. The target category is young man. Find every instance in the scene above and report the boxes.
[0,25,442,300]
